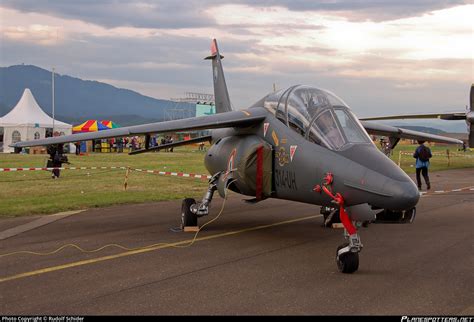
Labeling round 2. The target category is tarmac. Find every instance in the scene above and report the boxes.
[0,168,473,315]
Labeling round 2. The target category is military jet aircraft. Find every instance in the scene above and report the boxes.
[11,39,462,274]
[360,84,474,148]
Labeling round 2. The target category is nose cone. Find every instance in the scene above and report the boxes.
[385,177,420,210]
[340,144,420,211]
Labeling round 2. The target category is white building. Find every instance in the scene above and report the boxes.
[0,88,72,153]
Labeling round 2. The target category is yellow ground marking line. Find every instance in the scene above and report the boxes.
[0,214,322,283]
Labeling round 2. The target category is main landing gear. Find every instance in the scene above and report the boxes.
[314,173,363,274]
[181,172,221,229]
[374,207,416,224]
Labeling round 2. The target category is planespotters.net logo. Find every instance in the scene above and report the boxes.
[402,317,473,322]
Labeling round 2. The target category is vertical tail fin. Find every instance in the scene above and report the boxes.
[205,39,232,113]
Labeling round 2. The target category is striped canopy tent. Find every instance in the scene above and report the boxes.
[100,120,119,129]
[73,120,109,133]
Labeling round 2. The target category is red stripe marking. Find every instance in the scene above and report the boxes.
[211,39,217,55]
[256,145,264,201]
[177,173,184,177]
[165,172,171,175]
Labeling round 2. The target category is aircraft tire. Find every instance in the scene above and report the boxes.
[402,207,416,223]
[181,198,197,228]
[336,243,359,274]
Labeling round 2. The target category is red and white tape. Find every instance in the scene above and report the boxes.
[0,166,126,172]
[132,168,211,179]
[420,186,474,196]
[0,166,211,180]
[400,151,473,157]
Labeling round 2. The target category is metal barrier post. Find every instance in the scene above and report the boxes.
[123,167,130,191]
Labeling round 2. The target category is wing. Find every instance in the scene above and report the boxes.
[360,112,466,121]
[361,121,463,144]
[11,108,267,148]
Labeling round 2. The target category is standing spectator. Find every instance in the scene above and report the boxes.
[413,140,432,190]
[117,138,123,153]
[75,142,81,155]
[47,144,67,179]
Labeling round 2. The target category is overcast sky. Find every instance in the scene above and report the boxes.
[0,0,472,119]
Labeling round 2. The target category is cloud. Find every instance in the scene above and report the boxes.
[2,24,59,45]
[1,0,216,29]
[1,0,467,28]
[0,1,471,116]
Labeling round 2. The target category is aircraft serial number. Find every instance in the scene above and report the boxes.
[275,169,297,191]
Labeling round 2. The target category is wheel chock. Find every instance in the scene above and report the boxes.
[183,226,200,232]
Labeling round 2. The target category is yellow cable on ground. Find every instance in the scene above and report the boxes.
[0,179,236,259]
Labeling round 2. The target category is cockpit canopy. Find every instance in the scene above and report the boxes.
[253,85,372,150]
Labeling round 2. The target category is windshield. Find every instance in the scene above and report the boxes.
[255,85,372,150]
[310,110,345,149]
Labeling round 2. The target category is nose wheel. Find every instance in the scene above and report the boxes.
[336,242,359,273]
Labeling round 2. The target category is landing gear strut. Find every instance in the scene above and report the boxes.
[314,172,363,273]
[181,172,221,229]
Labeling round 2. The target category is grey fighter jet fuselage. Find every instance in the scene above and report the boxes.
[11,39,463,274]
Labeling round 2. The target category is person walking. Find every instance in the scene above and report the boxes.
[413,140,432,190]
[47,144,67,179]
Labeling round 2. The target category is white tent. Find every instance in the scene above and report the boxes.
[0,88,72,153]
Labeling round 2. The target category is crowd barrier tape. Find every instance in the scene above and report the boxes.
[421,185,474,196]
[0,166,212,180]
[397,150,473,167]
[0,166,126,172]
[132,168,212,179]
[399,151,473,157]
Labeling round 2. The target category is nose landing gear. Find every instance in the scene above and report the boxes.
[314,173,363,274]
[336,232,362,274]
